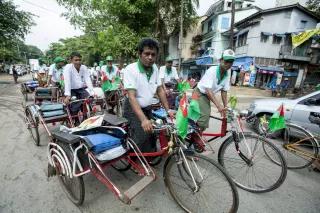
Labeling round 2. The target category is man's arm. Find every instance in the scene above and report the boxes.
[63,67,71,103]
[205,88,225,117]
[221,90,228,107]
[127,90,153,132]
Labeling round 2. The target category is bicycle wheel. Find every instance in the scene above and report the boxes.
[25,108,40,146]
[56,142,85,205]
[164,151,239,213]
[268,123,319,169]
[112,158,132,171]
[218,133,287,193]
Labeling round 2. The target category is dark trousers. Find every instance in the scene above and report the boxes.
[69,88,90,114]
[123,98,156,153]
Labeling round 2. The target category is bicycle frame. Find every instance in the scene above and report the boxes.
[284,135,320,160]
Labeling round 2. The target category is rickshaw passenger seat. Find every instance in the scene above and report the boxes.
[52,131,81,144]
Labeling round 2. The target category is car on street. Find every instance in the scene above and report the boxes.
[246,90,320,134]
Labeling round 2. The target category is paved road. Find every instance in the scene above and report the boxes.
[0,74,319,213]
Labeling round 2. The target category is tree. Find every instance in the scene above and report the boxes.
[307,0,320,17]
[0,0,34,62]
[55,0,199,63]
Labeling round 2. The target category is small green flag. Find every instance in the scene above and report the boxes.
[268,104,286,132]
[228,95,237,109]
[177,80,191,93]
[175,94,188,139]
[188,99,200,121]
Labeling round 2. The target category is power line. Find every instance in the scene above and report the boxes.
[17,0,61,15]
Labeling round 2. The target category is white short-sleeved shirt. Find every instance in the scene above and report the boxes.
[48,63,64,82]
[101,65,118,80]
[63,64,94,96]
[197,65,231,94]
[159,66,179,83]
[123,62,160,108]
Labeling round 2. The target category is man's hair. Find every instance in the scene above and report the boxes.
[137,38,159,54]
[70,51,82,59]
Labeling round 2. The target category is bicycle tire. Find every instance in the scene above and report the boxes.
[56,142,85,206]
[218,133,287,193]
[164,151,239,213]
[267,123,319,169]
[111,158,132,171]
[25,108,40,146]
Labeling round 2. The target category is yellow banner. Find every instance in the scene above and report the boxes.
[292,28,320,49]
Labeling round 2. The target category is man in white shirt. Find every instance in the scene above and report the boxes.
[101,56,119,81]
[63,52,94,105]
[123,38,173,152]
[159,56,179,88]
[47,56,65,88]
[193,49,235,130]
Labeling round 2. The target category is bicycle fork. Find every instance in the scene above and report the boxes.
[176,148,203,192]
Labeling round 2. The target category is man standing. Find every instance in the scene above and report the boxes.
[47,56,65,88]
[193,49,235,131]
[123,38,173,152]
[12,65,18,83]
[63,52,94,105]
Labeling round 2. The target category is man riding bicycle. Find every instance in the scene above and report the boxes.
[63,52,94,115]
[47,56,66,88]
[123,38,174,152]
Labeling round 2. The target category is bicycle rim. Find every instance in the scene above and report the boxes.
[219,133,287,193]
[164,151,239,213]
[26,109,40,146]
[268,123,318,169]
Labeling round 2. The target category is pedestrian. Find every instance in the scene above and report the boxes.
[12,65,18,83]
[280,78,290,97]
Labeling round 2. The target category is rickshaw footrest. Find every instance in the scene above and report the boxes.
[124,175,154,200]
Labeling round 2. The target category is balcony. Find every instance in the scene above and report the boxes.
[235,44,248,56]
[279,45,311,62]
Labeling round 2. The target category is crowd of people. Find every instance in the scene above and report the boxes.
[22,38,236,152]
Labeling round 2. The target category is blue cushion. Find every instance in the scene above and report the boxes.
[41,103,64,112]
[152,108,167,119]
[42,110,65,118]
[84,133,121,154]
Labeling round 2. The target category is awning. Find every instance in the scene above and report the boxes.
[196,56,214,65]
[235,29,249,37]
[256,65,284,74]
[232,56,254,71]
[283,71,298,77]
[261,32,272,36]
[275,33,286,37]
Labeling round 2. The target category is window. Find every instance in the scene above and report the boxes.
[227,2,232,8]
[221,17,230,30]
[272,35,282,44]
[260,33,269,43]
[205,41,212,49]
[237,32,248,47]
[299,20,307,29]
[208,20,212,32]
[247,3,252,7]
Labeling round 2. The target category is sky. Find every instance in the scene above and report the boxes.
[13,0,277,51]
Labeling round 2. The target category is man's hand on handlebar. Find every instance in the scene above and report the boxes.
[218,106,227,118]
[64,96,71,105]
[141,119,153,133]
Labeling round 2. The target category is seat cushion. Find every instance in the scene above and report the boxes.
[42,110,65,118]
[84,133,122,154]
[40,103,64,112]
[95,145,126,161]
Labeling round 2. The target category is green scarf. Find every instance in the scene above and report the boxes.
[107,66,114,73]
[166,67,172,75]
[217,65,228,85]
[137,59,153,81]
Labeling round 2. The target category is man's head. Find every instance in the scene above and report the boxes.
[106,55,113,68]
[137,38,159,68]
[54,56,65,68]
[165,56,173,69]
[70,52,82,68]
[220,49,235,71]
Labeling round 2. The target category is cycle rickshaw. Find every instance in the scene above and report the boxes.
[47,111,239,212]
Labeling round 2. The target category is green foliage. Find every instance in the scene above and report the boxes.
[0,0,35,62]
[307,0,320,16]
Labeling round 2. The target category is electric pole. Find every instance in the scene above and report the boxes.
[229,0,235,50]
[178,0,184,72]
